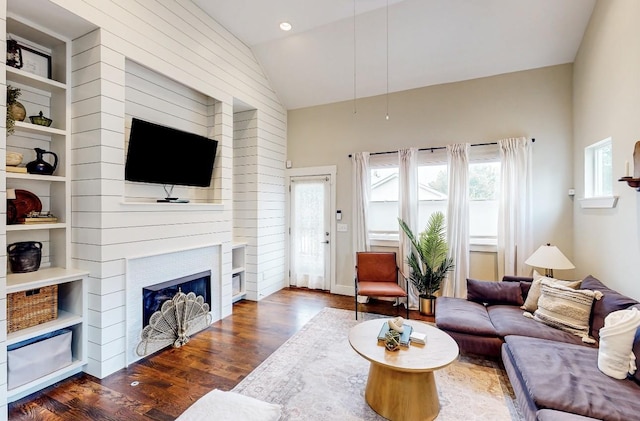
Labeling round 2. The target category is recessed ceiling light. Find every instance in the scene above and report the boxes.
[280,22,292,31]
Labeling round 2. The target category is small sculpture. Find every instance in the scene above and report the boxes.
[384,317,405,351]
[619,141,640,190]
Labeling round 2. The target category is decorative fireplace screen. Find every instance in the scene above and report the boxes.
[136,290,212,356]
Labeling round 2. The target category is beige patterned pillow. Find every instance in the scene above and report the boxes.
[528,280,602,343]
[521,273,582,313]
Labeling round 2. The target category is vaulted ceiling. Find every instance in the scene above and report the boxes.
[194,0,596,111]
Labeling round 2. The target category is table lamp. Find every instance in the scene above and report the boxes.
[525,243,575,278]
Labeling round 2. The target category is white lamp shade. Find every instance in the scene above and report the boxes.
[525,244,575,270]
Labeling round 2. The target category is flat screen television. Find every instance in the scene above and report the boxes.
[125,118,218,193]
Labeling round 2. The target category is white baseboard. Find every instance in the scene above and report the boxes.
[331,284,355,296]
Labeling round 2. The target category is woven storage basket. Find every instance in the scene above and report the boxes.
[7,285,58,333]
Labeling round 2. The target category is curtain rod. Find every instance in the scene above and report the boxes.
[347,138,535,158]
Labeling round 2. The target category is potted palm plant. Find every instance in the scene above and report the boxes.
[398,211,454,315]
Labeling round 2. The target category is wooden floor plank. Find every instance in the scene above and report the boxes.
[9,288,431,420]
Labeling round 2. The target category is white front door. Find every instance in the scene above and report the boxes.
[289,175,331,290]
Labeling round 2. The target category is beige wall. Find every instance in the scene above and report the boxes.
[288,64,575,292]
[573,0,640,299]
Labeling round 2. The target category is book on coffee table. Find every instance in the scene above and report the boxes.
[377,322,413,347]
[409,331,427,345]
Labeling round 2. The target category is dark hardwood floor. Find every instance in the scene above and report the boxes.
[9,288,432,420]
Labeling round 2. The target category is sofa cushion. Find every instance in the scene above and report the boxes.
[435,296,498,337]
[581,275,639,342]
[487,305,587,346]
[504,336,640,420]
[521,275,582,313]
[466,278,524,306]
[519,281,532,300]
[530,280,600,343]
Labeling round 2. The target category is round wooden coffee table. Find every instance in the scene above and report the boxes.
[348,319,459,421]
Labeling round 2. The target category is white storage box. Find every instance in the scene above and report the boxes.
[232,274,241,296]
[8,329,72,390]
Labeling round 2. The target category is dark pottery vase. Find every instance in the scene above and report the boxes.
[7,241,42,273]
[26,147,58,175]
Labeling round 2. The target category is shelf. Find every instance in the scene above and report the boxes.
[232,266,245,275]
[13,120,66,136]
[232,292,246,303]
[7,359,85,401]
[7,172,66,182]
[578,196,619,209]
[7,222,67,231]
[6,310,82,345]
[120,201,224,211]
[4,10,83,406]
[7,267,89,293]
[6,66,66,92]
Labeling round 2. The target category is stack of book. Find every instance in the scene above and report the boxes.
[7,166,27,173]
[409,331,427,345]
[22,216,58,224]
[377,322,413,347]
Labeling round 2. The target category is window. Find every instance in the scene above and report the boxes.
[369,167,399,240]
[368,157,500,245]
[469,162,500,242]
[584,138,612,198]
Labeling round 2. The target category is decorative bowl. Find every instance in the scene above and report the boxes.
[6,152,23,166]
[29,111,53,127]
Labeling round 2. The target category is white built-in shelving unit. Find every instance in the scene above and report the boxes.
[231,242,246,302]
[4,14,87,402]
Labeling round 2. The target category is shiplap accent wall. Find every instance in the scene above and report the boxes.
[54,0,287,379]
[233,110,287,300]
[233,110,258,299]
[71,29,234,378]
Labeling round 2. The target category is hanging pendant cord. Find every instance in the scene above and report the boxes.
[385,0,389,120]
[353,0,357,114]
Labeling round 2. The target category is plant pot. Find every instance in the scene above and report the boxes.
[419,295,436,316]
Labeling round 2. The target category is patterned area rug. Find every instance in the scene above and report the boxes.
[233,307,522,420]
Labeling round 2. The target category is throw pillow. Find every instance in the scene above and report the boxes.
[467,278,524,306]
[176,389,282,421]
[527,280,602,343]
[520,272,582,313]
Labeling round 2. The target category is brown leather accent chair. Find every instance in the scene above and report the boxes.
[355,252,409,320]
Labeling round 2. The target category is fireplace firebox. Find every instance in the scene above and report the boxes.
[142,270,211,327]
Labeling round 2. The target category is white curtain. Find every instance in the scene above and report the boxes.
[498,137,533,278]
[398,148,419,309]
[352,152,371,253]
[290,178,326,289]
[444,143,470,298]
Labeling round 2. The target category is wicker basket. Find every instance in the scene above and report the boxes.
[7,285,58,333]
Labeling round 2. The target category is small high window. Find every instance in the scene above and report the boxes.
[584,138,612,198]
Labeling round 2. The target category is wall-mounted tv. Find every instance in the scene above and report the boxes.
[125,118,218,191]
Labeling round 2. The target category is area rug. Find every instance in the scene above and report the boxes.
[233,307,522,420]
